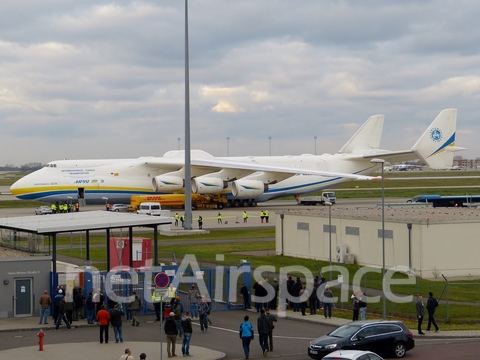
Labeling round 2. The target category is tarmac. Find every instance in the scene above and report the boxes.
[1,307,480,360]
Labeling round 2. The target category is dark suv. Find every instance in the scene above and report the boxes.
[308,320,414,359]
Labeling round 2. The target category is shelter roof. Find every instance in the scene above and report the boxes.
[0,211,172,234]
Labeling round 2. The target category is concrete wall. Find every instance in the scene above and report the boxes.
[0,257,51,318]
[275,213,480,279]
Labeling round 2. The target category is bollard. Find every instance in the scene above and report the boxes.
[37,329,45,351]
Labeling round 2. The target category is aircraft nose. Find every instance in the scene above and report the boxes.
[10,175,29,197]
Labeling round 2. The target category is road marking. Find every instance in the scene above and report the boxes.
[191,322,316,340]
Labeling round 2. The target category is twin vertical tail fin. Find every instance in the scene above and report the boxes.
[338,115,384,153]
[411,108,465,169]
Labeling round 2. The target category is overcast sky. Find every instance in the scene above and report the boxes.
[1,0,479,166]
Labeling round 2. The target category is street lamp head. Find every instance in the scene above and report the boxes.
[101,197,108,201]
[370,158,385,164]
[324,201,333,206]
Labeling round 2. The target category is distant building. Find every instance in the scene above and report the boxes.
[452,159,480,169]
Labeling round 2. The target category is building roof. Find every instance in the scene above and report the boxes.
[0,211,172,234]
[279,206,480,224]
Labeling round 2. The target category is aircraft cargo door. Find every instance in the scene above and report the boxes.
[77,188,86,206]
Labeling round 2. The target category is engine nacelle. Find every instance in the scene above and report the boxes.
[152,175,184,192]
[232,180,267,197]
[192,177,227,194]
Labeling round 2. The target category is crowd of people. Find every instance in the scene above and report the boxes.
[39,283,215,358]
[50,202,79,213]
[41,276,441,360]
[244,275,350,319]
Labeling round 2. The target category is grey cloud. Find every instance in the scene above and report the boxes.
[1,0,479,165]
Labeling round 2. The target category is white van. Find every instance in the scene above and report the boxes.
[136,202,162,216]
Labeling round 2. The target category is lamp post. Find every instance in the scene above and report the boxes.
[101,197,108,211]
[227,137,230,157]
[325,201,333,280]
[371,158,386,319]
[314,136,317,155]
[177,137,181,150]
[268,137,272,156]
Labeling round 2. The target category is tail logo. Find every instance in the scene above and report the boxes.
[430,128,443,142]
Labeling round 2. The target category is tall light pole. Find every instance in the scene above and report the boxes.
[371,158,386,319]
[177,137,181,150]
[325,201,333,280]
[183,0,192,230]
[227,137,230,157]
[314,136,317,155]
[269,136,272,156]
[101,196,108,211]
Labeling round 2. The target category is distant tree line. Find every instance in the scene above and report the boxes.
[0,162,44,171]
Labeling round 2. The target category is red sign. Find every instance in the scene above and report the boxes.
[154,273,169,289]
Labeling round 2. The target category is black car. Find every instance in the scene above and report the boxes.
[308,320,414,359]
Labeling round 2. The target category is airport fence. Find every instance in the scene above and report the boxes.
[0,228,48,253]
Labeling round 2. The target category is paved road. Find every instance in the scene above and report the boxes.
[1,309,480,359]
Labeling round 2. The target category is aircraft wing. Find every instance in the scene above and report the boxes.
[143,157,373,180]
[348,150,420,164]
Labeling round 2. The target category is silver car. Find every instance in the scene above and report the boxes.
[35,206,53,215]
[110,204,129,212]
[322,350,384,360]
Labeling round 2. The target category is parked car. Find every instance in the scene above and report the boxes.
[109,204,129,212]
[308,320,414,359]
[322,350,384,360]
[35,206,52,215]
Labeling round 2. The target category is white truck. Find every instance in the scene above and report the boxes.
[296,192,336,206]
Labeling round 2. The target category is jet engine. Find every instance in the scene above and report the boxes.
[232,180,268,197]
[192,177,227,194]
[152,175,184,192]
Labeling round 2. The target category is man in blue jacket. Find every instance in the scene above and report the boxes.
[239,315,254,360]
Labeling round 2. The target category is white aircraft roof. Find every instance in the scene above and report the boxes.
[0,211,172,234]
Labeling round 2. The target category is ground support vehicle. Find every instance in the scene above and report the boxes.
[130,193,228,211]
[407,194,480,207]
[296,192,336,206]
[136,202,162,216]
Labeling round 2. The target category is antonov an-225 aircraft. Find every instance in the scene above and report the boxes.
[11,109,464,207]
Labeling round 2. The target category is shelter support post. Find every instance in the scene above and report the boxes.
[129,227,133,269]
[154,225,158,266]
[86,230,90,261]
[106,229,110,271]
[52,233,57,274]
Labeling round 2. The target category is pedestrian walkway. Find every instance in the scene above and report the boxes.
[0,341,224,360]
[0,317,225,360]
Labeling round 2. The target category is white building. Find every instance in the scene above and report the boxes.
[275,207,480,279]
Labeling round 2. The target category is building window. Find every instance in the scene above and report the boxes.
[346,226,360,235]
[378,229,393,239]
[323,224,336,233]
[297,222,309,231]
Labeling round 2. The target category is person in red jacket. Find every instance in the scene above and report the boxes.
[96,304,111,344]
